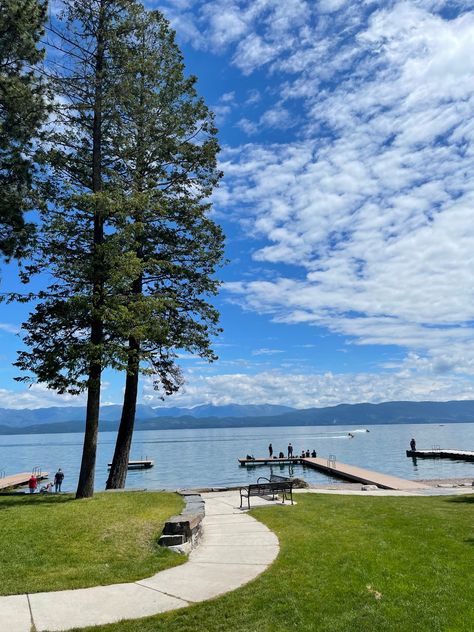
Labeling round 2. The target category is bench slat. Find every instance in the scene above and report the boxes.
[239,477,294,509]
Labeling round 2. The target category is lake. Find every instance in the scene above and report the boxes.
[1,422,473,492]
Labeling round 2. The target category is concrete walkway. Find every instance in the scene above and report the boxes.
[1,492,280,632]
[2,484,471,631]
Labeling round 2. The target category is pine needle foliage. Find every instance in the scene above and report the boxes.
[0,0,47,259]
[10,0,224,496]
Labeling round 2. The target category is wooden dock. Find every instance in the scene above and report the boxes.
[301,457,429,490]
[239,457,299,466]
[407,449,474,461]
[107,460,154,470]
[0,472,48,491]
[239,456,429,490]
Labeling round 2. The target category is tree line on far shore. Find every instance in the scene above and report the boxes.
[0,0,224,498]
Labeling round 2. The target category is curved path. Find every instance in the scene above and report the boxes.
[1,492,280,632]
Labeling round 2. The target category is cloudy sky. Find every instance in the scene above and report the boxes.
[2,0,474,409]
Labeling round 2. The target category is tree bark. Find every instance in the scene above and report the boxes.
[105,334,140,489]
[76,0,105,499]
[106,267,142,489]
[76,360,101,497]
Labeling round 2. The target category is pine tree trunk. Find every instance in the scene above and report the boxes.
[76,361,101,498]
[75,0,105,499]
[105,336,140,489]
[106,269,142,489]
[107,71,145,491]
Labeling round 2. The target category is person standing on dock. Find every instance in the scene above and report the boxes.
[410,438,416,451]
[288,443,293,458]
[54,468,64,492]
[268,443,273,458]
[28,474,37,494]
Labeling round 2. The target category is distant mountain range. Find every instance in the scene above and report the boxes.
[0,403,293,428]
[0,400,474,434]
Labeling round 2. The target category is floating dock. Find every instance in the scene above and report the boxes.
[302,457,429,490]
[107,460,154,470]
[239,456,429,490]
[239,457,300,466]
[407,449,474,461]
[0,471,48,491]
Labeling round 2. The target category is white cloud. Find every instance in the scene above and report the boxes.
[245,89,261,105]
[0,383,87,409]
[220,91,236,103]
[259,105,295,129]
[252,348,284,355]
[142,368,474,409]
[237,117,259,135]
[215,5,474,377]
[0,323,20,334]
[318,0,348,12]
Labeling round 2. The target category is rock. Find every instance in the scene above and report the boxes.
[158,534,184,546]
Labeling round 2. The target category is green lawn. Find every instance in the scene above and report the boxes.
[0,491,184,595]
[71,493,473,632]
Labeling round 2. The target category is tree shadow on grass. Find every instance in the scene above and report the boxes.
[0,494,76,509]
[445,494,474,504]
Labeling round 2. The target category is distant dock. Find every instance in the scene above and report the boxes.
[239,457,299,466]
[0,471,48,491]
[239,456,429,490]
[107,460,154,470]
[407,449,474,461]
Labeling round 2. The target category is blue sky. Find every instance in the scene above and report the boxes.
[2,0,474,409]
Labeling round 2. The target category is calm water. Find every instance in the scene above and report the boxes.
[0,423,473,491]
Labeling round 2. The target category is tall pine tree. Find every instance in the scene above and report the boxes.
[15,0,138,498]
[0,0,47,259]
[14,0,224,496]
[105,8,224,489]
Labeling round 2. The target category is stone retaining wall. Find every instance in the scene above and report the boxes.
[159,490,205,553]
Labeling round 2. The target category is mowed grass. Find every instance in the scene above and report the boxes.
[73,493,473,632]
[0,491,184,595]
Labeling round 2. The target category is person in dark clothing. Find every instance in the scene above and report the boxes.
[268,443,273,458]
[311,449,317,458]
[410,438,416,451]
[54,468,64,492]
[287,443,293,458]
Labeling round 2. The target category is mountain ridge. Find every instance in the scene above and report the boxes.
[1,399,474,434]
[0,403,294,427]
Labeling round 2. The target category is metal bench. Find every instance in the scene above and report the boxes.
[239,474,294,509]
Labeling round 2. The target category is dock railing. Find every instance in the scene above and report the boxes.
[0,470,5,480]
[32,466,42,476]
[432,445,441,452]
[327,454,336,468]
